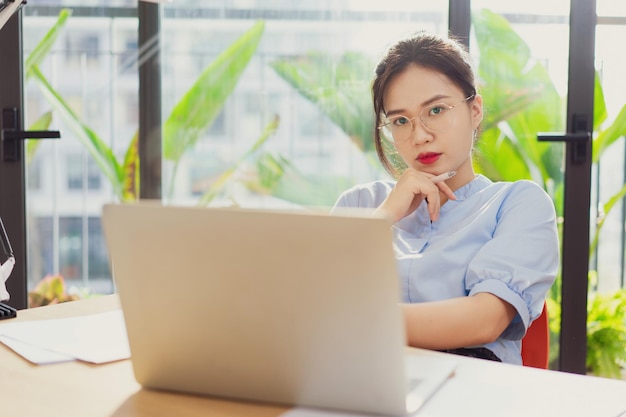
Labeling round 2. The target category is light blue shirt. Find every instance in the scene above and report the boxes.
[333,175,559,364]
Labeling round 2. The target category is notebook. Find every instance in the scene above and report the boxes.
[101,203,456,416]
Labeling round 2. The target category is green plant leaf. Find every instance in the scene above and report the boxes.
[196,114,280,206]
[270,51,375,154]
[472,8,565,189]
[503,77,564,185]
[593,72,608,131]
[473,127,532,181]
[31,65,125,198]
[122,132,140,201]
[25,111,55,165]
[586,289,626,378]
[473,9,531,70]
[593,104,626,163]
[270,169,356,207]
[163,20,265,163]
[25,9,72,80]
[252,153,290,193]
[590,182,626,255]
[473,9,541,130]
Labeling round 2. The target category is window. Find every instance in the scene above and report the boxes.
[22,1,449,296]
[66,153,101,191]
[65,32,100,65]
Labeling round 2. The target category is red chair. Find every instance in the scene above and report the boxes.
[521,302,549,369]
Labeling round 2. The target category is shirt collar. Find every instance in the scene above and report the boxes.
[447,174,492,202]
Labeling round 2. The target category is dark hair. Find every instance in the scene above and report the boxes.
[372,31,478,177]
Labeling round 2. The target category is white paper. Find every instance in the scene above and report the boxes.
[0,256,15,301]
[0,335,75,364]
[0,309,130,365]
[280,408,396,417]
[281,406,424,417]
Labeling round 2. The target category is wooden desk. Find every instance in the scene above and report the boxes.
[1,295,625,417]
[0,295,285,417]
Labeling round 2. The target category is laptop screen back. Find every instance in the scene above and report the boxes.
[103,203,411,415]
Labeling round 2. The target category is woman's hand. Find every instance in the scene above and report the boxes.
[374,169,457,223]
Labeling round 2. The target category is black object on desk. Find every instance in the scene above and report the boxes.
[0,215,17,320]
[0,302,16,319]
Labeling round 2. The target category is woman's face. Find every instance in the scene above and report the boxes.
[382,64,483,186]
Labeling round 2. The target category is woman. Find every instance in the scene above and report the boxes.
[333,32,559,364]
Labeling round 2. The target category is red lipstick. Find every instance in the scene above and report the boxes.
[417,152,441,165]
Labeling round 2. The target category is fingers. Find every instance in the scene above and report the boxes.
[430,171,457,203]
[397,170,444,221]
[431,171,456,183]
[379,169,457,222]
[435,182,457,202]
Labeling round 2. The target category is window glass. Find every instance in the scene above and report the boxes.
[469,1,570,212]
[23,1,448,297]
[24,6,135,297]
[594,1,626,291]
[160,1,448,207]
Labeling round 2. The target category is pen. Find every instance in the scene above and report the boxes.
[431,171,456,184]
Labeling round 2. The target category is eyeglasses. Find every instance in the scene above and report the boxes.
[379,95,474,144]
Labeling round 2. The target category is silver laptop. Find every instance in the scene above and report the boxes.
[102,203,456,416]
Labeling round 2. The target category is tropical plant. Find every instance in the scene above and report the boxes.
[270,52,376,156]
[23,9,72,164]
[268,51,390,206]
[585,280,626,378]
[28,274,81,307]
[23,11,286,305]
[195,115,280,206]
[269,9,626,377]
[471,10,565,196]
[160,20,271,202]
[28,10,273,203]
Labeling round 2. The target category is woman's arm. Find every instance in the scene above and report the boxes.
[401,292,517,350]
[400,181,558,350]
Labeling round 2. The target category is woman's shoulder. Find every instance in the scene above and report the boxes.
[341,179,396,194]
[496,178,552,199]
[334,180,396,208]
[486,177,556,214]
[475,175,549,196]
[458,175,549,201]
